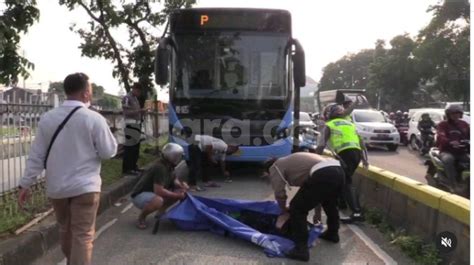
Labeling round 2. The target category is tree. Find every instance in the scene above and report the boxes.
[415,0,470,103]
[0,0,40,85]
[58,0,196,107]
[368,34,419,111]
[318,49,374,92]
[49,81,106,100]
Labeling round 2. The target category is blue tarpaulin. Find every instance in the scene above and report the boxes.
[161,194,323,258]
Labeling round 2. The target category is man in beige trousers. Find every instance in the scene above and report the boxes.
[18,73,118,265]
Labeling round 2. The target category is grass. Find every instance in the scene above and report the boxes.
[0,136,169,235]
[365,208,442,265]
[0,127,19,137]
[0,184,50,236]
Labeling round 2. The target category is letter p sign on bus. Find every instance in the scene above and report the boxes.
[200,15,209,26]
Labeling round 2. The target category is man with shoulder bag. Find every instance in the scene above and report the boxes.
[18,73,118,265]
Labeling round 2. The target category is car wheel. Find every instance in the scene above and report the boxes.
[387,144,398,151]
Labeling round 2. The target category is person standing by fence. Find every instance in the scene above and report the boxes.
[122,82,148,175]
[18,73,118,265]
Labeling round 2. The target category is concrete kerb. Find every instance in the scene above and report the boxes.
[0,174,141,265]
[323,149,470,225]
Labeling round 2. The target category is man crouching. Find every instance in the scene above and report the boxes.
[130,143,188,229]
[264,153,345,262]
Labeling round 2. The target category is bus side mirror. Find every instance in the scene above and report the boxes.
[292,39,306,88]
[155,38,170,86]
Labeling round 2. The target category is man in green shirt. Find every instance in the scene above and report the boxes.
[131,143,188,229]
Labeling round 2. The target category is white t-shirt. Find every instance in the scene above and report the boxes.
[195,135,228,161]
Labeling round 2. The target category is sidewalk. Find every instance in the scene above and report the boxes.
[0,173,140,265]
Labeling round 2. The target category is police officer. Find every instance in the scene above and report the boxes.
[316,104,368,223]
[263,153,345,262]
[122,83,148,175]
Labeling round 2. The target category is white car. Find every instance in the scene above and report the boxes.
[407,108,470,150]
[351,109,400,151]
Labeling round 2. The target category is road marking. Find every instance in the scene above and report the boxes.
[121,203,133,214]
[347,224,398,265]
[57,217,119,265]
[94,218,118,240]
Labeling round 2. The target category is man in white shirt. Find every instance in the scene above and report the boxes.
[18,73,117,265]
[187,134,239,190]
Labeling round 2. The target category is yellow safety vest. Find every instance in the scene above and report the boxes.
[326,118,361,153]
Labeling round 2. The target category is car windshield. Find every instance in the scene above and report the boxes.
[354,111,386,123]
[172,32,289,100]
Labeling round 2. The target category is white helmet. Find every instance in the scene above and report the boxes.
[161,143,184,165]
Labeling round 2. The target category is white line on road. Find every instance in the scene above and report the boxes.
[57,218,118,265]
[121,203,133,214]
[94,218,118,240]
[347,224,398,265]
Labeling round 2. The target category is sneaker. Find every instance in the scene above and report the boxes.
[319,230,340,243]
[286,246,309,262]
[340,212,364,224]
[225,178,233,183]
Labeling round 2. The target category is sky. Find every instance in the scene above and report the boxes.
[17,0,441,96]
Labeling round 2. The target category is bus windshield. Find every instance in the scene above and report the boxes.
[172,32,289,100]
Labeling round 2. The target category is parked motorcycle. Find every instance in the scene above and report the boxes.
[425,140,470,198]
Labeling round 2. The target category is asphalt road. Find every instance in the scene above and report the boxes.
[366,145,428,184]
[33,169,416,265]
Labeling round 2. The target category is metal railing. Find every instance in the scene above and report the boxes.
[0,103,52,232]
[0,103,168,232]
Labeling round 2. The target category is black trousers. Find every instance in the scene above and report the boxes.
[338,148,362,213]
[122,123,141,173]
[289,166,344,247]
[187,144,211,185]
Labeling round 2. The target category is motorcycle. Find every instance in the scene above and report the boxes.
[419,129,435,155]
[299,126,319,153]
[425,140,470,198]
[395,122,409,145]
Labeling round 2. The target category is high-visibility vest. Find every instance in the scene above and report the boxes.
[326,118,361,153]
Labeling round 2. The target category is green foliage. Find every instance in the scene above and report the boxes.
[318,0,470,110]
[365,208,442,265]
[59,0,196,107]
[0,0,40,85]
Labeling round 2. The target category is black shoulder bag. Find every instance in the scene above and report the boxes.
[44,106,82,169]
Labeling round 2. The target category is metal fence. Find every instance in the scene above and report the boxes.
[0,103,168,231]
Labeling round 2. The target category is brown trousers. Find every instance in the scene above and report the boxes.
[51,192,100,265]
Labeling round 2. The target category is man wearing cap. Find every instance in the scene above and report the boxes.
[122,82,148,175]
[263,152,345,262]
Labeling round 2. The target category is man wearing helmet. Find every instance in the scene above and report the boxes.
[316,104,368,223]
[394,110,404,125]
[417,113,436,155]
[436,105,470,191]
[388,112,396,124]
[130,143,188,229]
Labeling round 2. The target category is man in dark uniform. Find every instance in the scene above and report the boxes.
[122,83,148,174]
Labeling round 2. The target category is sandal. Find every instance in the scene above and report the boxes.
[204,182,221,188]
[189,185,205,192]
[136,219,147,230]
